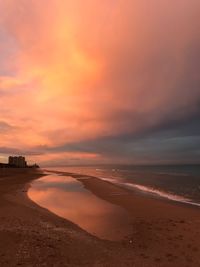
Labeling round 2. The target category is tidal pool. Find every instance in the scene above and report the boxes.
[28,173,132,241]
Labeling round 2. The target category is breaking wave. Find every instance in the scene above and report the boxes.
[100,177,200,207]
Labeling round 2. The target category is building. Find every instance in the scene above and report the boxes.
[8,156,27,168]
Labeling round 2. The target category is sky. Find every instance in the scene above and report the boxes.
[0,0,200,166]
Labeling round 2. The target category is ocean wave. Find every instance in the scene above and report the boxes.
[100,177,200,207]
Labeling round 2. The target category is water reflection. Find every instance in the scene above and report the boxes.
[28,174,132,241]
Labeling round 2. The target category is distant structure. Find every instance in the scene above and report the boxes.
[0,156,39,168]
[31,163,40,168]
[8,156,27,168]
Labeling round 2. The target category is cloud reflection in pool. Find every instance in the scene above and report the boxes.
[28,174,132,241]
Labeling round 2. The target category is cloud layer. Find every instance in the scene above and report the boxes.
[0,0,200,165]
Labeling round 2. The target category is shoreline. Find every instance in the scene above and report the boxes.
[45,169,200,211]
[0,168,200,266]
[0,169,111,266]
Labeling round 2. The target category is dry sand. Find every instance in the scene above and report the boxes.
[0,168,200,266]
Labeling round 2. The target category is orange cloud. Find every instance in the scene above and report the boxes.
[0,76,24,90]
[0,0,200,165]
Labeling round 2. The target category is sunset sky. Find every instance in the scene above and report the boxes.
[0,0,200,166]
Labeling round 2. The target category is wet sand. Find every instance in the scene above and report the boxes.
[0,168,200,266]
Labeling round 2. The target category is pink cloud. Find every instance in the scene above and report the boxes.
[0,0,200,164]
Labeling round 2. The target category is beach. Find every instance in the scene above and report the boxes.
[0,168,200,266]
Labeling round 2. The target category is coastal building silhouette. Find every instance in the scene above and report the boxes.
[8,156,27,168]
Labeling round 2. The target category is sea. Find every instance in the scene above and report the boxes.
[45,164,200,207]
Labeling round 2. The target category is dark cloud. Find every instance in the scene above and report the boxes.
[0,146,44,156]
[44,112,200,164]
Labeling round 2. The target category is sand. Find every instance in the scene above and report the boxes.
[0,168,200,266]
